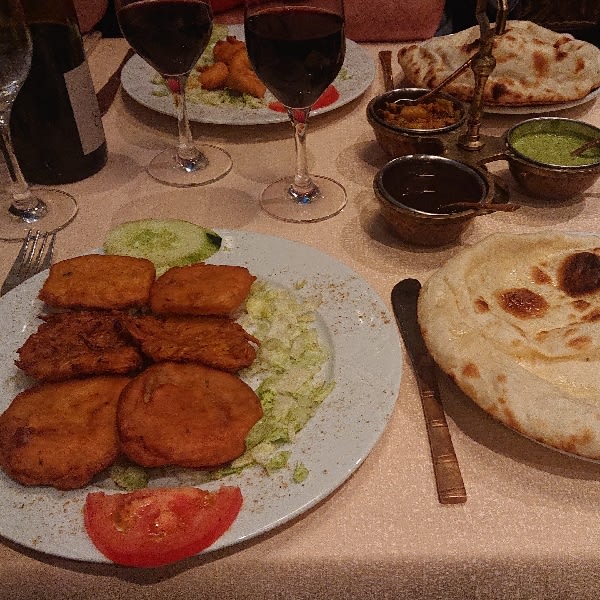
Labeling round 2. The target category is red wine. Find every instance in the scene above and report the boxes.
[118,0,212,76]
[10,17,107,185]
[245,8,345,108]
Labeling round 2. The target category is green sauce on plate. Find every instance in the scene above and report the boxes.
[511,131,600,166]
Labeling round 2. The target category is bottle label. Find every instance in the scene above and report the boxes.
[64,60,105,155]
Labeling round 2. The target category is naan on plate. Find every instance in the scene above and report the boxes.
[398,20,600,106]
[418,231,600,458]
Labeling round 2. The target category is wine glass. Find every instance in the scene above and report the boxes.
[244,0,346,222]
[0,0,77,241]
[116,0,232,187]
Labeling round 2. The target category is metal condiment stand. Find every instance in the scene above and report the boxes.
[440,0,512,201]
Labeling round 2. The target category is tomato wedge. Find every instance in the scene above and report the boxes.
[84,486,242,567]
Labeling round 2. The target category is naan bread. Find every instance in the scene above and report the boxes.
[398,20,600,106]
[418,231,600,458]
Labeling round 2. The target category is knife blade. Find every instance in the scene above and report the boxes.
[391,278,467,504]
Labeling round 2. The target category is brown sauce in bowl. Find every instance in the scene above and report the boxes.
[380,158,487,214]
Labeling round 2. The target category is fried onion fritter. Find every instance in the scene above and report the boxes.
[117,362,263,468]
[0,376,130,490]
[121,314,258,372]
[149,263,256,316]
[16,311,143,382]
[38,254,156,310]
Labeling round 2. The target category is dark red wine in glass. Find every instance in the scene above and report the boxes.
[116,0,232,186]
[245,8,344,108]
[244,0,346,222]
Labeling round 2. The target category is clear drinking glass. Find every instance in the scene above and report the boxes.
[116,0,232,187]
[244,0,346,222]
[0,0,77,241]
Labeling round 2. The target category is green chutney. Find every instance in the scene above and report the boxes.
[511,131,600,167]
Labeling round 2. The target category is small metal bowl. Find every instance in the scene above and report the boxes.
[367,88,467,158]
[481,117,600,201]
[374,154,495,247]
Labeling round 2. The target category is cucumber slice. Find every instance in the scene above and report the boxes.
[104,219,221,273]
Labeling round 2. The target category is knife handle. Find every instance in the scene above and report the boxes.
[415,360,467,504]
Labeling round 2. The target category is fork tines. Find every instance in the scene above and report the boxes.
[21,230,55,276]
[0,229,56,296]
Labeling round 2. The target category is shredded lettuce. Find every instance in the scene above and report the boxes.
[212,280,335,482]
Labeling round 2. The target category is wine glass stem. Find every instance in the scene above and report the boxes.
[0,111,32,206]
[173,73,206,169]
[0,110,47,223]
[288,107,318,200]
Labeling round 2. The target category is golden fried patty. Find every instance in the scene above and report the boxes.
[39,254,156,310]
[149,263,256,316]
[0,376,130,490]
[118,362,263,468]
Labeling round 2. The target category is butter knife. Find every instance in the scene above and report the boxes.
[391,278,467,504]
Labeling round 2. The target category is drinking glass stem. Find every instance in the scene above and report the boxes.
[0,109,47,221]
[174,73,207,171]
[288,107,319,203]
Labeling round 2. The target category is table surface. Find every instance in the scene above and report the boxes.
[2,35,600,600]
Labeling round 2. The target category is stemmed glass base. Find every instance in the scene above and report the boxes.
[147,143,232,187]
[0,187,77,241]
[260,174,346,223]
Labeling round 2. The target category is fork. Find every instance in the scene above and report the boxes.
[1,229,56,296]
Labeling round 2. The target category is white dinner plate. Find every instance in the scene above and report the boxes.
[484,87,600,114]
[0,230,402,563]
[120,24,376,125]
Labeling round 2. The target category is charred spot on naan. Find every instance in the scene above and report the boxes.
[474,298,490,313]
[496,288,549,319]
[558,251,600,297]
[531,266,552,285]
[461,363,480,379]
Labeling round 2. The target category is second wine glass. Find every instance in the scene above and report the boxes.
[116,0,232,187]
[244,0,346,222]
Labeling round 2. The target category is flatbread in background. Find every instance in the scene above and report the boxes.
[418,231,600,459]
[398,20,600,106]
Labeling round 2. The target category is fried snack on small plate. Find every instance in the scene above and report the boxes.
[198,61,229,90]
[196,36,266,99]
[225,48,266,99]
[150,263,256,316]
[121,314,258,372]
[39,254,156,310]
[0,376,130,490]
[16,311,143,382]
[118,362,263,468]
[213,36,246,64]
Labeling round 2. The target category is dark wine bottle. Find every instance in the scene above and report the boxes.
[10,0,107,184]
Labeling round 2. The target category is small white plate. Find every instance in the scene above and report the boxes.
[120,24,376,125]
